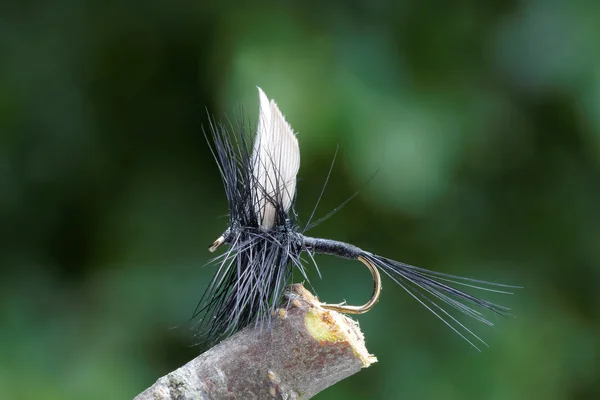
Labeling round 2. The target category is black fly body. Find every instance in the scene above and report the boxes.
[195,88,516,350]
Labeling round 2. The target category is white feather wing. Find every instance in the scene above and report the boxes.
[251,87,300,230]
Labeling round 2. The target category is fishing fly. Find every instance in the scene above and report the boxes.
[196,87,515,350]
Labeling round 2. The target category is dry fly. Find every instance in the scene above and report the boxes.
[195,87,516,350]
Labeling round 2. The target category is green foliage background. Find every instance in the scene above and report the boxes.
[1,1,599,399]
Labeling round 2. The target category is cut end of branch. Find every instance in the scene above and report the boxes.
[285,284,377,367]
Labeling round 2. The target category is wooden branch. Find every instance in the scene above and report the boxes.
[134,284,376,400]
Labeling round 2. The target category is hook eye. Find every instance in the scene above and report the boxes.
[208,235,225,252]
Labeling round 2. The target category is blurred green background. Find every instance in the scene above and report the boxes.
[2,0,599,399]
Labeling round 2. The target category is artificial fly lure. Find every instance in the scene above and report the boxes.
[195,87,516,350]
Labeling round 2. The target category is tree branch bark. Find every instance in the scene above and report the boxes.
[134,284,376,400]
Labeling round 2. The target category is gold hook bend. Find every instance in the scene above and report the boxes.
[321,255,382,315]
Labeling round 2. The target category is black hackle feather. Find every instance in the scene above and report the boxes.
[195,117,306,342]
